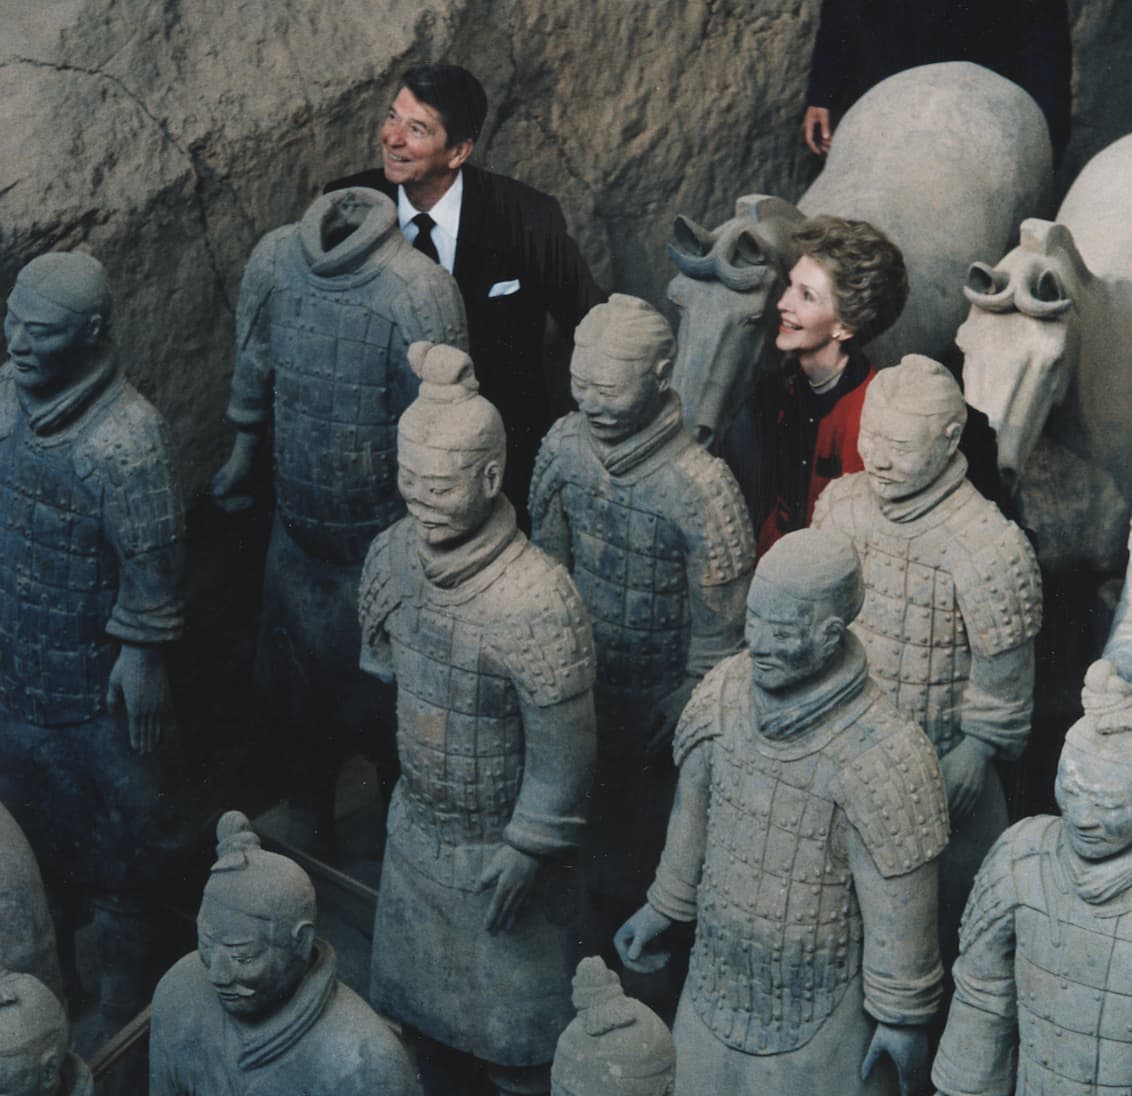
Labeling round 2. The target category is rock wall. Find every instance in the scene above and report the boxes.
[0,0,1126,489]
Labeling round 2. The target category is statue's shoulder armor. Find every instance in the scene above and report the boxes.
[386,246,469,350]
[830,686,950,878]
[957,817,1049,949]
[236,225,291,340]
[944,486,1043,655]
[358,520,407,642]
[811,469,869,532]
[529,413,582,520]
[669,441,756,584]
[495,542,596,707]
[672,653,741,765]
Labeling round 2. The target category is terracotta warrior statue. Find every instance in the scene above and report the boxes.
[149,811,419,1095]
[0,252,185,1029]
[813,354,1042,961]
[616,528,949,1096]
[933,659,1132,1096]
[211,186,467,850]
[0,971,91,1096]
[529,293,754,919]
[551,956,676,1096]
[0,803,62,1006]
[359,342,596,1095]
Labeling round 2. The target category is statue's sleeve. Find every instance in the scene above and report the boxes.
[953,520,1042,759]
[357,525,401,682]
[677,449,756,678]
[645,668,723,921]
[501,561,596,857]
[527,416,574,570]
[931,826,1023,1096]
[93,395,186,645]
[845,827,943,1027]
[226,228,286,428]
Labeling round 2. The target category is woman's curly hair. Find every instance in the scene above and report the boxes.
[792,215,909,344]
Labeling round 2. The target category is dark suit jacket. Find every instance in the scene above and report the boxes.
[326,164,606,517]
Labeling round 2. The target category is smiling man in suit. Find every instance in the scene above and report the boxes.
[328,63,607,524]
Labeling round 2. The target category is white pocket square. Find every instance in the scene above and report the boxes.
[488,278,521,298]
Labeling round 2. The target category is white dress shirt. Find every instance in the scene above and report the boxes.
[397,171,462,274]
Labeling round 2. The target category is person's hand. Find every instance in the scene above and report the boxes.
[106,644,174,755]
[861,1022,931,1096]
[804,106,832,155]
[614,904,674,973]
[476,845,540,934]
[210,431,260,512]
[939,735,994,821]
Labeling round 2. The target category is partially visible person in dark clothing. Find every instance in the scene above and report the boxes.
[327,64,607,525]
[803,0,1072,161]
[756,214,908,554]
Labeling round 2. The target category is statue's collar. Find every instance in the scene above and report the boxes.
[586,389,685,477]
[298,189,400,278]
[1057,827,1132,911]
[233,939,336,1071]
[16,352,119,437]
[415,495,520,590]
[876,451,968,524]
[751,632,870,744]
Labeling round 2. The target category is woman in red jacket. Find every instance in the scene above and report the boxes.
[756,214,908,553]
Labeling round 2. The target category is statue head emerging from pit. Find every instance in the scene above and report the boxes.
[857,354,967,502]
[3,253,110,397]
[396,341,506,547]
[0,971,69,1096]
[570,294,676,447]
[196,812,316,1021]
[745,527,863,692]
[1056,661,1132,863]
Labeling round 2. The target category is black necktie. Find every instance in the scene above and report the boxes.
[411,212,439,263]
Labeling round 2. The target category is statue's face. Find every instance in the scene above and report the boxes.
[858,398,957,501]
[745,577,831,691]
[398,437,499,547]
[196,896,306,1019]
[4,285,99,395]
[570,346,665,446]
[1056,746,1132,861]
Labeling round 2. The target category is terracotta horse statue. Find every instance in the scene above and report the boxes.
[958,135,1132,573]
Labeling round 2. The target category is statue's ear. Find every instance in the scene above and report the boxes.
[291,920,316,962]
[818,616,844,662]
[655,356,673,388]
[38,1045,61,1095]
[943,419,963,458]
[481,458,504,501]
[82,312,104,347]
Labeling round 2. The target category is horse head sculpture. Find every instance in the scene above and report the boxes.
[666,195,801,451]
[958,219,1084,493]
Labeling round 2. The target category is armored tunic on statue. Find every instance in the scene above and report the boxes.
[149,940,418,1096]
[359,496,595,1066]
[530,393,753,900]
[813,455,1041,759]
[0,360,183,726]
[227,187,467,563]
[934,816,1132,1096]
[647,639,947,1093]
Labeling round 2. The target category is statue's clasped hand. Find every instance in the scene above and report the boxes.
[476,845,540,935]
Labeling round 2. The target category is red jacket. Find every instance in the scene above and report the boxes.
[757,358,876,554]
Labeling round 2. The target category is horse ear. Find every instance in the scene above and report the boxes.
[1016,266,1073,319]
[670,215,716,259]
[963,261,1013,311]
[730,228,768,269]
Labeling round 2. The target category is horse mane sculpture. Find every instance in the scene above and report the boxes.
[959,135,1132,573]
[669,61,1053,505]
